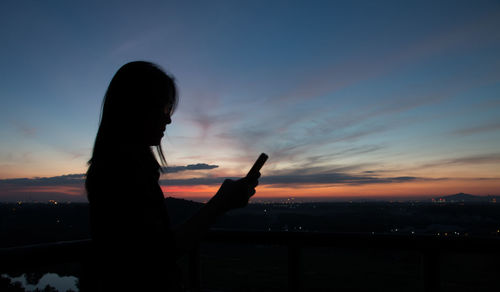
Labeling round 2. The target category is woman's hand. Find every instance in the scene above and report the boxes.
[211,173,260,214]
[174,172,260,254]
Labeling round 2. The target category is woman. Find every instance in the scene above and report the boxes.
[85,61,260,291]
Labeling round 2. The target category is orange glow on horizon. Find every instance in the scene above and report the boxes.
[5,185,84,196]
[160,178,500,200]
[2,178,498,202]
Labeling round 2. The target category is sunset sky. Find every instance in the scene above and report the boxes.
[1,0,499,202]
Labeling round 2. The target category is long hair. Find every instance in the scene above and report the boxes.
[87,61,178,180]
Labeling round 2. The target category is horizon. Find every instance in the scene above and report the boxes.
[1,192,499,204]
[1,1,499,202]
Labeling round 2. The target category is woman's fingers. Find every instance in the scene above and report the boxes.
[215,176,261,210]
[250,179,259,188]
[245,185,256,198]
[247,171,260,187]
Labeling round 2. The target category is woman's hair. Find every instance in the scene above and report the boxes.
[88,61,178,169]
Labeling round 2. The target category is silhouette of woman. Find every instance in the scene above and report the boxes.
[85,61,260,291]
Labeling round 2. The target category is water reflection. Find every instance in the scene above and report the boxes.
[2,273,78,291]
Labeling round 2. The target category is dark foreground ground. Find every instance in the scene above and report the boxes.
[1,199,500,291]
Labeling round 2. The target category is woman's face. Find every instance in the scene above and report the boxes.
[142,102,172,146]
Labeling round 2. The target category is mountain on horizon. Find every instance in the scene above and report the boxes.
[434,192,499,203]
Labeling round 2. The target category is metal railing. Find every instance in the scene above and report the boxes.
[1,231,499,292]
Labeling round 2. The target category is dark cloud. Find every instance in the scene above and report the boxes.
[0,174,86,202]
[0,163,219,187]
[0,163,219,188]
[0,174,85,186]
[160,177,225,186]
[260,173,423,186]
[162,163,219,173]
[0,169,445,202]
[159,172,430,187]
[0,168,439,190]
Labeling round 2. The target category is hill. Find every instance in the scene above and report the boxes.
[434,193,499,203]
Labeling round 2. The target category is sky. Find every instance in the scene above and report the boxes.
[0,0,499,202]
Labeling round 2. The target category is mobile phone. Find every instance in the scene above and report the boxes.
[246,153,268,178]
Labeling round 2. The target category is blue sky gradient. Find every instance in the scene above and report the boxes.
[1,0,499,201]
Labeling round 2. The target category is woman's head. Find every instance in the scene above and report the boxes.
[90,61,178,166]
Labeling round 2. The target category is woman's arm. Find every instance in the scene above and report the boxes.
[173,175,259,255]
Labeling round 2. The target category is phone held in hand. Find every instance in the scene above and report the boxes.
[246,153,268,179]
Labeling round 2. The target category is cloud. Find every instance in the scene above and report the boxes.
[446,153,500,165]
[159,171,431,187]
[421,153,500,168]
[160,177,224,186]
[260,173,428,187]
[0,162,220,187]
[452,122,500,136]
[162,163,219,173]
[0,174,86,202]
[0,174,85,186]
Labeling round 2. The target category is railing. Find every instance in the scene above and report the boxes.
[1,231,499,292]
